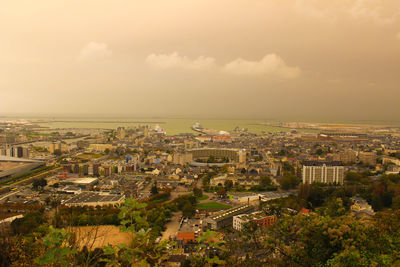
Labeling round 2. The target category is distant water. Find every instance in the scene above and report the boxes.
[32,118,312,135]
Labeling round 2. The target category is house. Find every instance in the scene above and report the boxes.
[350,196,374,216]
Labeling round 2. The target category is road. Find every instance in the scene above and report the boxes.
[161,212,181,241]
[0,190,21,201]
[0,166,62,190]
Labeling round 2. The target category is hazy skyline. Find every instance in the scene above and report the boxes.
[1,0,399,121]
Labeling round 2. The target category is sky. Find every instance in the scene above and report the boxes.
[1,0,399,122]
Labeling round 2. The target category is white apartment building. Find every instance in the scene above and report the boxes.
[302,161,344,185]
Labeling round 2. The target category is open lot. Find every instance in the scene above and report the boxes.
[68,225,132,249]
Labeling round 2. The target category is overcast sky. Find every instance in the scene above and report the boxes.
[1,0,399,121]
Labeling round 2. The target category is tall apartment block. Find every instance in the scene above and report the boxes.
[302,161,344,185]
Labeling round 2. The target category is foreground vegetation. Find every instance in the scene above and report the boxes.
[1,173,400,266]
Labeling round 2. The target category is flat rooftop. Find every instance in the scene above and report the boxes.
[235,211,274,221]
[63,192,124,205]
[64,177,98,185]
[210,205,253,222]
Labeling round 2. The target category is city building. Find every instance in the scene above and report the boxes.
[49,142,63,153]
[176,218,202,245]
[62,191,125,207]
[302,161,344,184]
[60,177,99,188]
[188,148,246,164]
[358,151,377,166]
[382,156,400,166]
[173,153,193,165]
[202,205,254,230]
[233,211,277,231]
[333,150,357,164]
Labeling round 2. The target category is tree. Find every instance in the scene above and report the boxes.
[150,182,158,195]
[193,187,203,198]
[35,227,76,266]
[33,178,47,190]
[371,195,384,211]
[194,230,227,266]
[102,198,173,266]
[224,180,233,190]
[182,203,195,218]
[104,148,110,154]
[53,149,62,156]
[11,212,46,235]
[260,176,272,187]
[217,187,227,198]
[279,173,300,190]
[324,198,346,217]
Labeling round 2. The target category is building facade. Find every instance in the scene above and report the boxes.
[233,211,277,231]
[302,161,344,185]
[358,151,377,166]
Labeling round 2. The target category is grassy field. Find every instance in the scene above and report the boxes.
[196,195,209,201]
[196,202,232,210]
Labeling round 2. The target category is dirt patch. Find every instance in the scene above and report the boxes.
[68,225,132,249]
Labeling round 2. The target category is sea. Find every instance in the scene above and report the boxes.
[29,118,304,135]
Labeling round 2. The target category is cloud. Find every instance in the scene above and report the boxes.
[78,42,112,61]
[294,0,399,25]
[349,0,398,25]
[146,52,216,71]
[223,54,301,79]
[294,0,329,20]
[146,52,301,79]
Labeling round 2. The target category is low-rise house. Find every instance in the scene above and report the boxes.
[350,196,374,216]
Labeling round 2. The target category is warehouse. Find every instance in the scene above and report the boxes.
[63,191,125,207]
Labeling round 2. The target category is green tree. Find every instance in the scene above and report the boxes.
[11,212,46,235]
[35,226,76,266]
[53,149,62,156]
[182,203,195,218]
[150,182,159,195]
[33,178,47,190]
[193,187,203,198]
[103,198,173,266]
[279,173,300,190]
[260,176,272,187]
[217,187,227,198]
[324,198,347,217]
[224,180,233,190]
[194,230,227,266]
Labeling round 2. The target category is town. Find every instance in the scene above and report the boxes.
[1,119,400,266]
